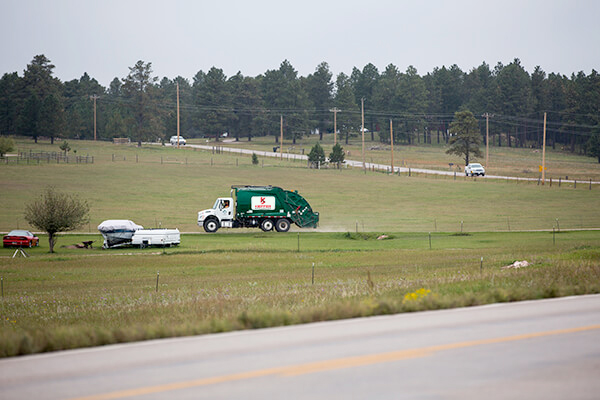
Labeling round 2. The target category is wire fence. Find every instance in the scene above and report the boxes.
[3,151,95,164]
[398,215,600,233]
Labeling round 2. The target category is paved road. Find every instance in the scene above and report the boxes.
[183,143,600,185]
[1,295,599,400]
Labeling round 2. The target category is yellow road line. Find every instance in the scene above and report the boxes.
[68,324,600,400]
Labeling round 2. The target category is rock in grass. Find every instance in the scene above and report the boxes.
[502,260,530,269]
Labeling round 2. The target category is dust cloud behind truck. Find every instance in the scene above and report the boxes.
[198,185,319,233]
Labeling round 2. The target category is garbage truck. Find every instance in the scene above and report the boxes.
[198,185,319,233]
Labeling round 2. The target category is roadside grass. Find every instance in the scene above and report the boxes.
[1,139,599,233]
[0,231,598,356]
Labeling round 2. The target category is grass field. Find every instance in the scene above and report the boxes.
[0,138,599,357]
[196,134,600,181]
[1,139,599,233]
[0,230,599,356]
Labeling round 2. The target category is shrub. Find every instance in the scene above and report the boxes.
[59,140,71,155]
[329,143,345,167]
[24,187,90,252]
[0,136,15,157]
[308,142,325,168]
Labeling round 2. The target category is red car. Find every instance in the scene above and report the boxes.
[3,230,39,248]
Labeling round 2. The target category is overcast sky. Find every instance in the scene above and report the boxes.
[2,0,599,87]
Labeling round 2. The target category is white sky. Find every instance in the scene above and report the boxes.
[1,0,599,87]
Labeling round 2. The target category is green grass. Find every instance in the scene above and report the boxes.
[0,231,598,356]
[1,138,599,357]
[203,134,600,180]
[1,139,599,233]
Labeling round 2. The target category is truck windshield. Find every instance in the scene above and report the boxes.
[213,199,221,209]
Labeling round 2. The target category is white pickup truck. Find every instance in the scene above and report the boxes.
[170,135,186,146]
[465,163,485,176]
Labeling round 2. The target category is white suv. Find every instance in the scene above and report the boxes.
[465,163,485,176]
[170,136,186,146]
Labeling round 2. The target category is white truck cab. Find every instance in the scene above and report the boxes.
[198,197,234,232]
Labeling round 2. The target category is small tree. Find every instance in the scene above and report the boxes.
[252,153,259,165]
[308,142,326,168]
[59,140,71,156]
[587,132,600,163]
[24,187,90,253]
[446,110,482,166]
[0,137,15,158]
[329,143,345,168]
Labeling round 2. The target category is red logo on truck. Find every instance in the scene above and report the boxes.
[251,196,275,210]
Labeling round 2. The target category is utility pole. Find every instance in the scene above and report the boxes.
[390,118,394,173]
[482,113,492,168]
[330,107,340,145]
[280,115,284,160]
[90,95,99,141]
[361,98,365,170]
[542,112,547,184]
[176,82,180,148]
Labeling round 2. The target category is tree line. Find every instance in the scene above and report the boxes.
[1,55,599,156]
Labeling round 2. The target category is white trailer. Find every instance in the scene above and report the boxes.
[131,229,180,248]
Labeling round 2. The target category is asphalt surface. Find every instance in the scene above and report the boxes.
[1,295,599,400]
[184,143,600,185]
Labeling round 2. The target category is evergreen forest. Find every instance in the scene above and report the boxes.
[1,55,599,156]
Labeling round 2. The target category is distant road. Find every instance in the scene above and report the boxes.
[182,143,600,185]
[1,295,599,399]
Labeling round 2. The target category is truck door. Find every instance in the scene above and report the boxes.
[216,198,233,221]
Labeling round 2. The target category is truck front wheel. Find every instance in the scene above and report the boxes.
[260,219,274,232]
[204,218,220,233]
[275,218,291,232]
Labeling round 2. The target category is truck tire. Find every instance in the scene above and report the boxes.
[204,218,220,233]
[275,218,291,232]
[260,219,274,232]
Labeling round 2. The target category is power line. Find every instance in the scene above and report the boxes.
[486,118,595,138]
[493,113,599,130]
[88,95,599,139]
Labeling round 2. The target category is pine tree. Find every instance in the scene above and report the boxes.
[446,110,482,166]
[308,142,325,168]
[587,132,600,163]
[121,60,163,146]
[329,143,345,168]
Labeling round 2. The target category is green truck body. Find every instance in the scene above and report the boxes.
[197,185,319,233]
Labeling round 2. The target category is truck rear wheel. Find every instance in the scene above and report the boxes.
[260,219,274,232]
[203,218,220,233]
[275,218,290,232]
